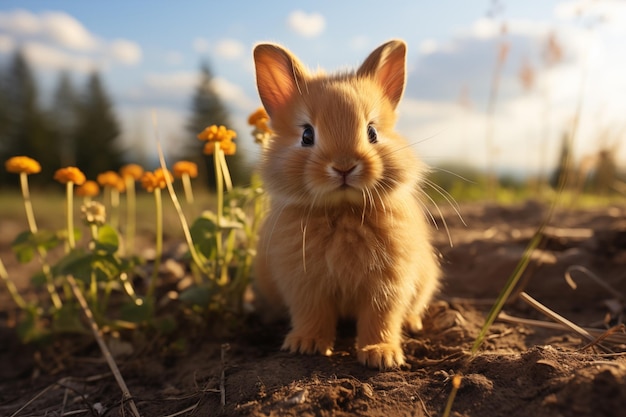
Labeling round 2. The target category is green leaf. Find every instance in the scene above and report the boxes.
[95,225,119,254]
[91,254,121,282]
[16,306,50,343]
[12,229,66,263]
[120,298,153,323]
[54,249,92,281]
[55,250,121,283]
[190,216,217,260]
[12,231,35,263]
[31,271,47,287]
[150,314,177,334]
[52,304,88,334]
[179,286,215,308]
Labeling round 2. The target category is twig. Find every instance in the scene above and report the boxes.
[161,402,200,417]
[579,324,626,352]
[66,274,141,417]
[498,312,626,344]
[518,291,612,352]
[9,382,58,417]
[220,343,230,407]
[565,265,624,301]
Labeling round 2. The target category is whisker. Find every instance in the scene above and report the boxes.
[372,186,386,215]
[360,189,367,225]
[301,192,320,273]
[430,166,476,184]
[415,195,438,231]
[423,178,467,226]
[421,190,454,247]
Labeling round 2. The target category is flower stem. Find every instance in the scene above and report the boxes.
[0,257,27,309]
[182,173,194,204]
[66,181,76,249]
[110,187,120,231]
[124,177,136,255]
[89,224,99,311]
[148,188,163,298]
[20,172,62,308]
[214,143,224,284]
[19,172,38,234]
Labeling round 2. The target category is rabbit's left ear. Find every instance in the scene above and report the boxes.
[357,40,406,110]
[254,43,308,118]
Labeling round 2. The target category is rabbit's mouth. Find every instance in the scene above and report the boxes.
[321,184,366,206]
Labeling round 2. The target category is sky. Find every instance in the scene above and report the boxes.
[1,0,625,177]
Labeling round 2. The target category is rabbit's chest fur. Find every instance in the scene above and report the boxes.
[265,200,421,314]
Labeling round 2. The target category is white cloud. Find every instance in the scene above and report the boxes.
[555,0,626,33]
[22,41,96,73]
[214,38,245,60]
[400,13,626,174]
[211,77,256,111]
[0,9,142,70]
[41,11,98,51]
[108,39,141,65]
[287,10,326,38]
[139,72,257,113]
[0,9,40,35]
[419,39,439,55]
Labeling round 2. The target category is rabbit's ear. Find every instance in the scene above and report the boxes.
[254,44,307,117]
[357,40,406,110]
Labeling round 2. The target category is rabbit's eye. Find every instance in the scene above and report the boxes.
[367,124,378,144]
[301,125,315,147]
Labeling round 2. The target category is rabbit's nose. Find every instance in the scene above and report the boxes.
[332,165,357,177]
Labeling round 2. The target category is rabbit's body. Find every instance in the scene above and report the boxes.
[253,40,441,369]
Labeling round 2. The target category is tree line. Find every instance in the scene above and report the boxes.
[0,50,249,189]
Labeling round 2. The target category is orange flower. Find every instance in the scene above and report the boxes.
[97,171,125,192]
[5,156,41,175]
[203,140,237,156]
[197,125,237,142]
[247,107,272,133]
[120,163,144,180]
[140,172,157,192]
[140,168,173,192]
[76,180,100,197]
[173,161,198,178]
[154,168,173,188]
[54,167,86,185]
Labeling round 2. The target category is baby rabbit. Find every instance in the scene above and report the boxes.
[253,40,441,369]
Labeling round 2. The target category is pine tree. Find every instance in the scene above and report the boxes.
[0,50,59,186]
[50,72,79,167]
[74,71,123,180]
[185,61,249,188]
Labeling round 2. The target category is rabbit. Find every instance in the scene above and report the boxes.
[252,39,441,369]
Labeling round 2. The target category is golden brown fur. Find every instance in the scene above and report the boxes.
[253,40,441,369]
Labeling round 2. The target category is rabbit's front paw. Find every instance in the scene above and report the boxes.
[281,330,333,356]
[357,343,405,370]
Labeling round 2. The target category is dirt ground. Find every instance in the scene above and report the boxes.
[1,200,626,417]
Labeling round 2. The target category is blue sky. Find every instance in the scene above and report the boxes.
[1,1,625,175]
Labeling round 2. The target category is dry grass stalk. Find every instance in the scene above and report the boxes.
[519,291,612,352]
[565,265,624,301]
[498,312,626,345]
[579,324,626,352]
[66,274,141,417]
[220,343,230,407]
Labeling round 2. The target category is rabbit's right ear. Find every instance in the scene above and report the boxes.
[254,44,306,117]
